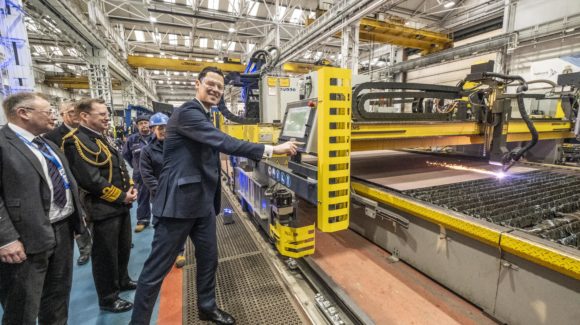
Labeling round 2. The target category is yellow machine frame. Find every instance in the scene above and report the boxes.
[222,67,576,261]
[316,67,352,232]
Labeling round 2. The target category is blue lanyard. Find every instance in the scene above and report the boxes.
[15,133,71,189]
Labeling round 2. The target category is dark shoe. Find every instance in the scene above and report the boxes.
[100,298,133,313]
[199,308,235,325]
[120,280,138,291]
[77,254,90,265]
[175,255,186,268]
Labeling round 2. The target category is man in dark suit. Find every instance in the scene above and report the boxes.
[122,114,152,232]
[44,101,92,266]
[62,98,138,313]
[130,67,298,325]
[0,92,85,325]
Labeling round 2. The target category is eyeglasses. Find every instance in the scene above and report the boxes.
[201,79,224,93]
[21,106,56,116]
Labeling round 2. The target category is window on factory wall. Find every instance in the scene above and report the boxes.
[135,30,145,42]
[50,46,63,56]
[207,0,219,10]
[276,6,287,21]
[228,42,236,51]
[290,9,303,24]
[33,45,46,56]
[247,43,255,53]
[248,1,259,16]
[214,40,222,50]
[199,38,208,48]
[184,36,191,47]
[228,0,241,13]
[169,34,178,46]
[68,48,79,57]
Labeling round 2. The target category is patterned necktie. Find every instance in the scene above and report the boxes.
[33,137,67,208]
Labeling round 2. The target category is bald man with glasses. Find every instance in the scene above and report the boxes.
[0,92,85,325]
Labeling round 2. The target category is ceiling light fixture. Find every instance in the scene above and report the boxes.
[442,0,455,8]
[228,27,236,33]
[149,16,157,23]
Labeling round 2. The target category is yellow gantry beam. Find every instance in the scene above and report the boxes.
[44,76,122,90]
[309,17,453,54]
[350,120,573,151]
[127,55,318,74]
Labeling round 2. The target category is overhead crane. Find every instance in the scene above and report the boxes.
[127,55,320,75]
[44,76,123,90]
[308,16,453,54]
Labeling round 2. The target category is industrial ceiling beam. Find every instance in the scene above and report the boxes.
[27,0,158,101]
[276,0,404,65]
[44,76,123,90]
[330,17,453,54]
[127,55,317,74]
[360,18,452,44]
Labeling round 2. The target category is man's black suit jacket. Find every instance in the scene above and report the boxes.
[43,123,71,149]
[0,126,85,254]
[152,99,265,219]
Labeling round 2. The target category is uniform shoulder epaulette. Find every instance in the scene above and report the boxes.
[60,128,79,151]
[66,129,115,183]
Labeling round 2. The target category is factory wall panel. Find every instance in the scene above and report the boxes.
[406,52,497,86]
[406,30,503,86]
[508,34,580,80]
[513,0,580,31]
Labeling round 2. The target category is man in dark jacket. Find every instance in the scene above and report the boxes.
[138,113,167,200]
[139,112,187,268]
[123,114,152,232]
[63,98,138,313]
[44,101,92,266]
[0,92,85,324]
[130,67,298,325]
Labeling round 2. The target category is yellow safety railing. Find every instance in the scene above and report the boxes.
[317,67,352,232]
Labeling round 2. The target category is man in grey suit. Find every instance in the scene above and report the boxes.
[0,92,85,324]
[131,67,298,325]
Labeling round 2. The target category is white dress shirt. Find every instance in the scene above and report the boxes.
[8,123,74,223]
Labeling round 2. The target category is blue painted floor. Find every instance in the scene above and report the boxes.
[0,206,161,325]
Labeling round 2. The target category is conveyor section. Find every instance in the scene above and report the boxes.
[404,170,580,249]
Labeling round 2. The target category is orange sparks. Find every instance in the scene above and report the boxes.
[426,161,506,179]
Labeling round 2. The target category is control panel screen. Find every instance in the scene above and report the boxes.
[280,106,312,139]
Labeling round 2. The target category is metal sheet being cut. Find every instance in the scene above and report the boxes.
[349,150,536,191]
[345,151,580,249]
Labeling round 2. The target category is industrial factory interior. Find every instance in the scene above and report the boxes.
[0,0,579,324]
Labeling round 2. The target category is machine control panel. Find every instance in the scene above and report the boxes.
[278,99,319,154]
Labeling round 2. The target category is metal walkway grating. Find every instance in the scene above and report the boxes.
[183,195,305,324]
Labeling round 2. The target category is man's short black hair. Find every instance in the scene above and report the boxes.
[75,98,106,114]
[198,66,224,81]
